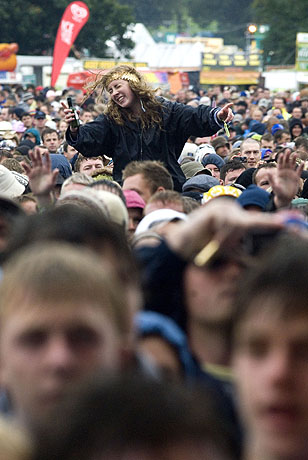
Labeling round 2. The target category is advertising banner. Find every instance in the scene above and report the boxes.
[51,1,89,87]
[296,33,308,71]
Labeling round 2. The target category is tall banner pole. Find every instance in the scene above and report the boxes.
[51,1,89,87]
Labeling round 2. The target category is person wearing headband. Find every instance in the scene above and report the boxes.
[64,65,233,191]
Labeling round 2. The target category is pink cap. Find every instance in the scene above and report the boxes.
[11,120,26,133]
[123,189,145,209]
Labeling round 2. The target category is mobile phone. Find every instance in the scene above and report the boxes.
[67,97,81,129]
[237,156,247,163]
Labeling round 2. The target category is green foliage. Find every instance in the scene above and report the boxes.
[118,0,174,28]
[253,0,308,65]
[188,0,254,48]
[119,0,253,47]
[0,0,135,57]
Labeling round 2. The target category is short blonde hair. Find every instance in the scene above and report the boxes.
[0,242,130,338]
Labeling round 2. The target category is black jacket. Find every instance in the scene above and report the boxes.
[66,98,223,191]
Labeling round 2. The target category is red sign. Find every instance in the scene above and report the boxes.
[67,70,92,90]
[51,2,89,87]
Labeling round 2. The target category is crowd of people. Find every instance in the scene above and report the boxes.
[0,67,307,459]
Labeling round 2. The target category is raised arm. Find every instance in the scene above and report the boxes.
[21,147,59,209]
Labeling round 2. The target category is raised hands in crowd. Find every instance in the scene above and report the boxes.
[0,79,308,460]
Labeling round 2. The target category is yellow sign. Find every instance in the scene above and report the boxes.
[83,60,148,70]
[200,69,260,85]
[175,37,224,51]
[202,52,261,69]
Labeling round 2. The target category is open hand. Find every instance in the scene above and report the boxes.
[268,150,304,209]
[21,147,59,197]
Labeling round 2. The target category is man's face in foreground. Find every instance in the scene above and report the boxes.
[232,298,308,459]
[79,158,104,176]
[241,140,261,168]
[0,298,121,422]
[43,132,60,153]
[122,173,153,203]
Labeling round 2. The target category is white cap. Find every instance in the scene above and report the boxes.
[0,165,25,198]
[45,120,58,130]
[178,142,198,164]
[135,209,187,235]
[0,121,13,132]
[195,144,216,163]
[46,90,56,98]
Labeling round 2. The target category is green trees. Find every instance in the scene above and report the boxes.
[189,0,253,48]
[119,0,253,47]
[1,0,307,63]
[253,0,308,65]
[0,0,134,56]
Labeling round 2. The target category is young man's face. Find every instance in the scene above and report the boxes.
[252,110,263,122]
[277,132,291,146]
[232,299,308,459]
[0,299,121,422]
[64,145,78,161]
[0,107,10,121]
[184,260,242,326]
[215,145,229,158]
[205,164,220,179]
[21,115,33,128]
[224,167,245,185]
[80,111,93,123]
[273,98,284,109]
[292,108,302,119]
[254,168,276,191]
[241,141,261,168]
[43,133,60,153]
[127,207,144,235]
[260,139,274,151]
[79,158,103,176]
[122,173,153,203]
[34,118,46,129]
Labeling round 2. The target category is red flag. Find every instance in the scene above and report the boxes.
[51,1,89,87]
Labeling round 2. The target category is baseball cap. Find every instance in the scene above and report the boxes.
[182,175,220,193]
[181,161,212,179]
[201,153,225,169]
[34,110,46,119]
[135,209,187,235]
[195,144,216,163]
[23,92,34,102]
[123,189,146,209]
[237,185,270,211]
[202,185,242,204]
[0,165,25,198]
[271,123,284,135]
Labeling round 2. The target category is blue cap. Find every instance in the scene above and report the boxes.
[237,185,270,211]
[201,153,225,169]
[271,123,284,135]
[34,110,46,119]
[261,148,272,159]
[182,175,220,193]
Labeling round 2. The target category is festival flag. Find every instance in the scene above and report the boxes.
[51,1,89,87]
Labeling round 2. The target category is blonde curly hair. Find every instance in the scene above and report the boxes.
[83,65,163,129]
